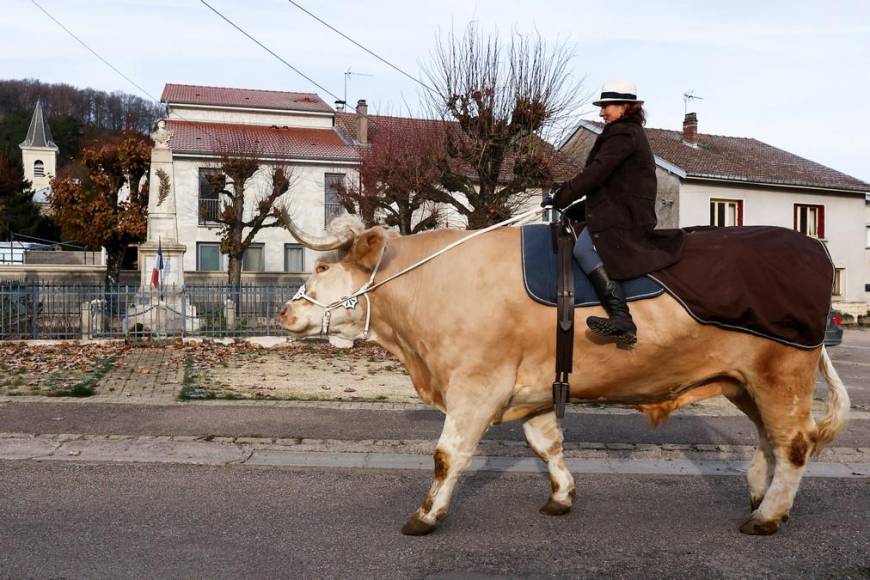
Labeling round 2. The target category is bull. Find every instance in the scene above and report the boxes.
[276,214,849,537]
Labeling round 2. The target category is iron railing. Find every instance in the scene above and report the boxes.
[199,198,222,225]
[0,281,302,340]
[324,202,342,226]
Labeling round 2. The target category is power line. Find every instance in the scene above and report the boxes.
[199,0,343,103]
[284,0,436,95]
[30,0,160,103]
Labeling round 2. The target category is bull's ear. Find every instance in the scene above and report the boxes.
[351,228,388,271]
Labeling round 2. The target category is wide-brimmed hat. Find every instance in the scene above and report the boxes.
[592,80,644,107]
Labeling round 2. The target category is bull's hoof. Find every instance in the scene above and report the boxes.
[401,515,436,536]
[539,499,572,516]
[739,517,780,535]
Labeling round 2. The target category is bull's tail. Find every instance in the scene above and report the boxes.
[813,346,850,456]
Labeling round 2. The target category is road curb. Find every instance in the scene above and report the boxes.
[1,433,867,477]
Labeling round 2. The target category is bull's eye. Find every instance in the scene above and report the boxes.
[315,264,330,274]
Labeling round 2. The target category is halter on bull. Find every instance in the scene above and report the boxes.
[276,210,849,537]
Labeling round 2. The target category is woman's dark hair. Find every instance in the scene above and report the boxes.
[621,102,646,126]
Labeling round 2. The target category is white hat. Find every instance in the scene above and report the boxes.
[592,80,643,106]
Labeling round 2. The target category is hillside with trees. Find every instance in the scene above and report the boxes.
[0,79,162,170]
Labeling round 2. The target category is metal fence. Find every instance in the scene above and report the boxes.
[0,281,302,340]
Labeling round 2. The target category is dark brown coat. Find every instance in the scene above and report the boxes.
[554,118,684,280]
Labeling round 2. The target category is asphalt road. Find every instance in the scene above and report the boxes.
[0,461,867,579]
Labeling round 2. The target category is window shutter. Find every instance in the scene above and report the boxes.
[818,205,825,239]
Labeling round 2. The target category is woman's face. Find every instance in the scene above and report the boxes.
[599,103,628,124]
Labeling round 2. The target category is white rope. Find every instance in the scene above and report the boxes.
[362,205,549,294]
[293,196,585,339]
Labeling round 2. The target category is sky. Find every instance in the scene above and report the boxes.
[4,0,869,182]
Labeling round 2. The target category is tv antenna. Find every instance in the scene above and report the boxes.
[344,67,374,105]
[683,90,704,115]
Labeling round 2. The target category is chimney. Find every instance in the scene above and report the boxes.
[334,100,345,112]
[356,99,368,145]
[682,112,698,147]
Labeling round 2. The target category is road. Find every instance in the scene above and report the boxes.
[0,330,868,578]
[0,462,867,579]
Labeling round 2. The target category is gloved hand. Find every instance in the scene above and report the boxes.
[541,194,554,208]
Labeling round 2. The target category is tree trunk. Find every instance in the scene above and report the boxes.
[104,246,123,289]
[227,256,242,290]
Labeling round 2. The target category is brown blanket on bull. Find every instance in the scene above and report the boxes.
[649,226,833,349]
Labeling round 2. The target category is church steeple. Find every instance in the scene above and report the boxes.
[19,99,59,193]
[20,99,58,149]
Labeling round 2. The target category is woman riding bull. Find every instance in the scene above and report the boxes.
[553,80,684,345]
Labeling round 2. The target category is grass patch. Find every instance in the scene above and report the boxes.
[44,355,117,398]
[178,355,214,401]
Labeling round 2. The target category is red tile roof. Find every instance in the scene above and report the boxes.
[577,121,868,193]
[161,84,333,113]
[165,120,359,162]
[335,112,580,182]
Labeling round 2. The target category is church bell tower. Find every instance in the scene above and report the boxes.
[20,99,59,192]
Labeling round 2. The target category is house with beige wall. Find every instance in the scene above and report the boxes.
[561,113,870,315]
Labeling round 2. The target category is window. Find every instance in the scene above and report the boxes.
[833,268,845,296]
[198,169,223,225]
[709,199,742,227]
[197,242,222,271]
[324,173,345,226]
[284,243,305,272]
[864,225,870,247]
[33,160,45,177]
[242,244,265,272]
[794,204,824,239]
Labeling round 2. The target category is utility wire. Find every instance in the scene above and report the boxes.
[30,0,160,103]
[284,0,436,95]
[199,0,343,103]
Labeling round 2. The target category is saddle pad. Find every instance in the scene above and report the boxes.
[520,223,665,307]
[651,225,833,349]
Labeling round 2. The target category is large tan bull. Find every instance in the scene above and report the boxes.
[277,215,849,536]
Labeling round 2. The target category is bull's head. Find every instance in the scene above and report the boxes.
[276,209,392,348]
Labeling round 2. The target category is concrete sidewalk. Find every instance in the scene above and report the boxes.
[2,432,868,478]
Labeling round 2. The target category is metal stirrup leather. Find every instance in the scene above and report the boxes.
[551,215,576,419]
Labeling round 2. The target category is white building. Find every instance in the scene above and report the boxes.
[561,114,870,315]
[148,84,360,283]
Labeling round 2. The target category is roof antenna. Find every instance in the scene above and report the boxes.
[683,90,704,115]
[344,67,374,105]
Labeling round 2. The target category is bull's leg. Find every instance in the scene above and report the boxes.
[523,411,575,515]
[725,391,774,510]
[739,369,816,535]
[401,410,491,536]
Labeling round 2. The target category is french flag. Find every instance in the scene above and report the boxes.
[151,238,163,288]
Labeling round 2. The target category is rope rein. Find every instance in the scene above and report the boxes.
[292,197,584,340]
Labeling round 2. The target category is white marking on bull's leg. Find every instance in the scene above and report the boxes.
[402,410,491,535]
[742,443,808,535]
[747,434,774,510]
[725,390,773,510]
[522,411,574,515]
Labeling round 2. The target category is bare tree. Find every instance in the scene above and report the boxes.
[203,139,295,288]
[337,116,444,235]
[423,26,583,228]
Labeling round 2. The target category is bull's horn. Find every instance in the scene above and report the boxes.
[277,207,357,251]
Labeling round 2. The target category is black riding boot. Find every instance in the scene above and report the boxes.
[586,266,637,345]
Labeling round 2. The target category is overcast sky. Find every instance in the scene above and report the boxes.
[5,0,869,182]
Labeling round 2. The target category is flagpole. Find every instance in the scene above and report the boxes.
[158,237,163,302]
